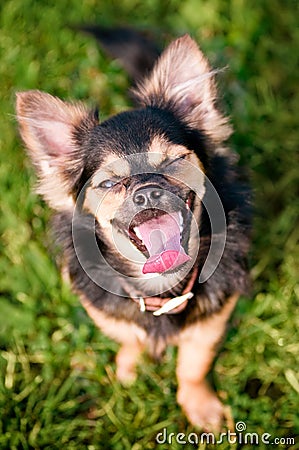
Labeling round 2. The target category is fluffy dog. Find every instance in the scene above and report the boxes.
[16,33,251,430]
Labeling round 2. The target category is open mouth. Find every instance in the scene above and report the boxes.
[128,192,195,274]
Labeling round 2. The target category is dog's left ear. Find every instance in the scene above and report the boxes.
[134,34,231,144]
[16,90,98,210]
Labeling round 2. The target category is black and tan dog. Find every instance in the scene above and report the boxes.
[16,32,251,430]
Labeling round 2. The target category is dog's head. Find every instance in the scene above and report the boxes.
[16,35,231,290]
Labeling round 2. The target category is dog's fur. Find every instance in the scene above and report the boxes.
[16,33,251,430]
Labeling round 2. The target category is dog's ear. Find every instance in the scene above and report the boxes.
[133,34,231,144]
[16,90,98,210]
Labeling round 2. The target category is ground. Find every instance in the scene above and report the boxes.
[0,0,298,448]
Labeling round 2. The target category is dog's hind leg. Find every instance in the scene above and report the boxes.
[176,294,238,431]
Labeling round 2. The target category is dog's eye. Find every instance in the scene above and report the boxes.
[161,155,189,170]
[98,179,117,189]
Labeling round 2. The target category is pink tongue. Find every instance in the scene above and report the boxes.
[135,212,190,274]
[142,251,191,274]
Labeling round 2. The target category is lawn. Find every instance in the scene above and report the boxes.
[0,0,298,449]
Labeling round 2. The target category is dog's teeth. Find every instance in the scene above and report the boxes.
[179,212,184,233]
[133,227,143,241]
[179,211,183,226]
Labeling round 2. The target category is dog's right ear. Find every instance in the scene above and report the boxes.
[133,35,231,144]
[16,90,98,210]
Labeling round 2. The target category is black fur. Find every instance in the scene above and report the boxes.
[77,25,160,84]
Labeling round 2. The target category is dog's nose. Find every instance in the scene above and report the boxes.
[133,186,164,206]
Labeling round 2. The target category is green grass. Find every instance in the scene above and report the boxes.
[0,0,298,448]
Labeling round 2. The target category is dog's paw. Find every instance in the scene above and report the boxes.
[177,381,224,432]
[115,344,141,385]
[116,364,137,385]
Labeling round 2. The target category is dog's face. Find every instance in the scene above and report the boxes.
[81,108,205,279]
[16,35,231,290]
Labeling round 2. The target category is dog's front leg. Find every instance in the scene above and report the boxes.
[116,340,145,384]
[176,294,238,431]
[80,297,146,383]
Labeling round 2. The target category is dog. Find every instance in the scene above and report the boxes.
[16,31,251,431]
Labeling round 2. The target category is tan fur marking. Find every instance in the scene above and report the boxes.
[148,136,205,197]
[84,184,126,229]
[80,296,146,383]
[148,136,191,165]
[174,152,205,199]
[116,342,145,383]
[147,151,165,168]
[100,154,131,179]
[80,296,147,345]
[83,184,145,274]
[176,293,239,430]
[147,136,190,167]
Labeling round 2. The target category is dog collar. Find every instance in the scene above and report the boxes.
[131,267,198,316]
